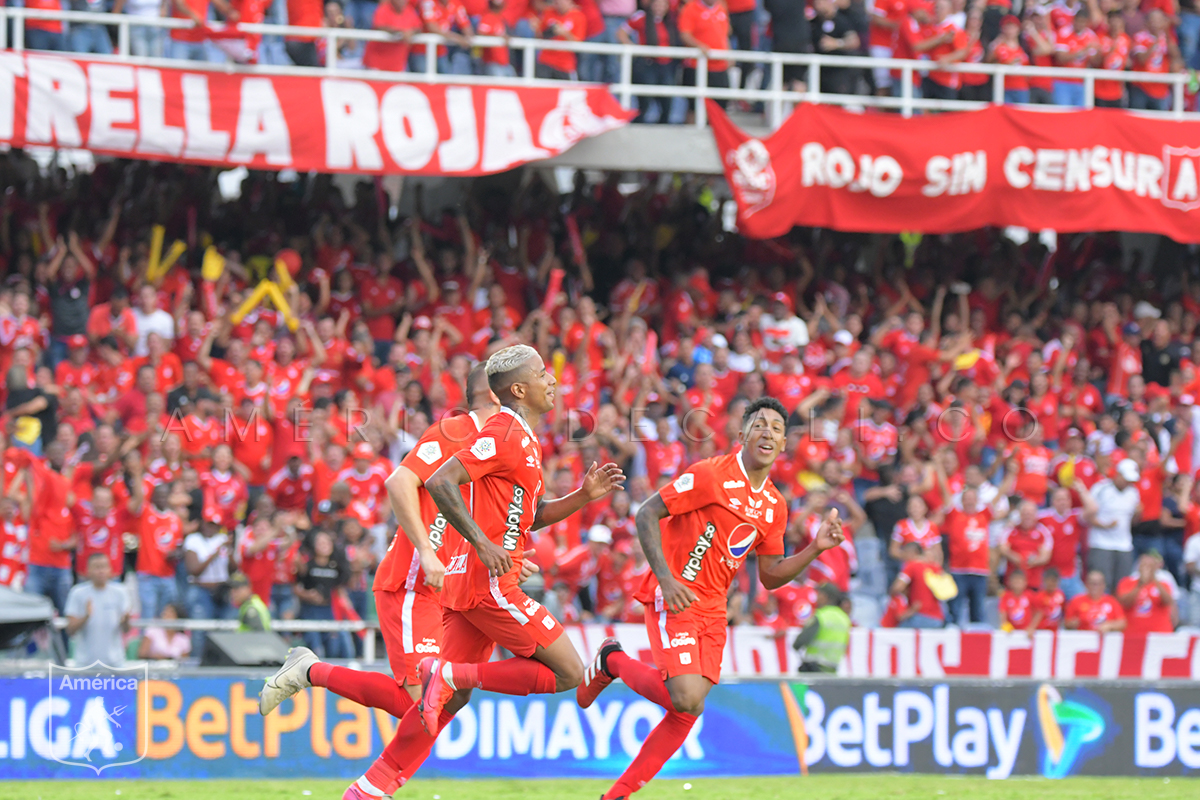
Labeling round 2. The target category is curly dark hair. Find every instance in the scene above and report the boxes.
[741,396,787,429]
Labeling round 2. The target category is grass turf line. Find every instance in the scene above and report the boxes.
[4,776,1198,800]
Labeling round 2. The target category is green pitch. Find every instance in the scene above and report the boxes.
[7,776,1199,800]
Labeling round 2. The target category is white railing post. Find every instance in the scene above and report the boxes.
[117,19,130,57]
[695,53,708,127]
[523,39,535,83]
[0,10,7,50]
[901,64,913,117]
[618,48,633,109]
[993,68,1005,104]
[326,30,338,71]
[1084,74,1094,109]
[810,60,821,104]
[1175,79,1185,119]
[363,627,376,664]
[770,56,784,130]
[425,39,437,77]
[13,11,24,52]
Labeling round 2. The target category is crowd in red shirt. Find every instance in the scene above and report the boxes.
[0,154,1198,648]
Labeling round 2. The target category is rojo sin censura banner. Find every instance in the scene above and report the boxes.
[0,675,1197,779]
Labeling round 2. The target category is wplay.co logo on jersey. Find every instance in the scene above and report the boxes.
[47,661,149,774]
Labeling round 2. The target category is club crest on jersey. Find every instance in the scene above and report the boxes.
[417,441,442,465]
[727,524,758,559]
[673,473,694,493]
[503,486,526,551]
[471,437,497,460]
[681,522,716,582]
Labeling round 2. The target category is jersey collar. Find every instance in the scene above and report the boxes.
[468,410,484,431]
[500,405,535,439]
[735,451,769,493]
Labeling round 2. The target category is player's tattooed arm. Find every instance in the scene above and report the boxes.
[530,461,626,530]
[760,509,844,590]
[636,493,697,614]
[426,456,514,578]
[386,464,445,590]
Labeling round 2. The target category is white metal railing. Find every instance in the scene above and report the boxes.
[52,614,384,662]
[1,7,1195,126]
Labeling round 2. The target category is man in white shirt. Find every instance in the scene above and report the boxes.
[184,514,231,651]
[66,553,132,666]
[132,285,176,357]
[1184,534,1200,626]
[1080,459,1142,593]
[761,292,812,356]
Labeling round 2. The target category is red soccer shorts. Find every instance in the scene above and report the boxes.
[440,580,565,661]
[375,588,444,685]
[645,605,727,686]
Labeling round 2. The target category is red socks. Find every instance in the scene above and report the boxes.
[607,651,673,710]
[308,662,415,719]
[449,658,558,696]
[366,704,455,792]
[603,711,698,800]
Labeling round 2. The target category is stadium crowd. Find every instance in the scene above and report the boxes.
[8,0,1195,112]
[0,152,1198,664]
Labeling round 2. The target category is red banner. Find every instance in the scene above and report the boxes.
[571,624,1200,679]
[0,53,633,174]
[708,100,1200,242]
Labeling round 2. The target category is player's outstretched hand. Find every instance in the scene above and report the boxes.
[477,538,515,578]
[519,560,540,582]
[582,461,627,500]
[660,576,698,614]
[813,508,844,552]
[420,548,446,591]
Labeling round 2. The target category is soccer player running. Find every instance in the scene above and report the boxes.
[578,397,846,800]
[340,344,624,796]
[259,365,508,799]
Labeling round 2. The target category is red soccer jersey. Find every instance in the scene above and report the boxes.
[676,0,730,70]
[1116,577,1174,634]
[1095,33,1131,101]
[337,464,391,525]
[943,507,992,575]
[376,412,483,598]
[869,0,908,49]
[73,504,127,576]
[855,419,898,481]
[0,518,29,588]
[134,505,183,578]
[635,452,787,618]
[897,561,945,622]
[1037,588,1066,630]
[1012,443,1053,505]
[831,370,884,425]
[1133,31,1170,100]
[1039,509,1083,578]
[442,408,547,610]
[797,513,858,592]
[266,464,315,512]
[1108,341,1142,397]
[1065,593,1125,631]
[891,518,942,551]
[1003,522,1053,588]
[999,589,1038,629]
[230,413,274,486]
[1054,25,1100,79]
[201,469,249,530]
